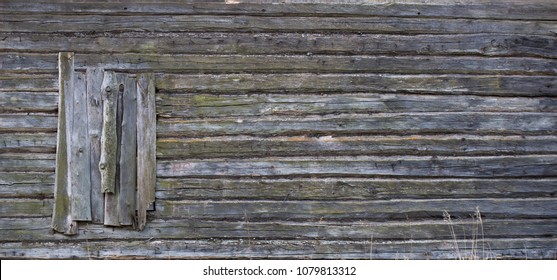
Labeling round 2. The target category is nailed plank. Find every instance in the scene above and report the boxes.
[99,71,118,194]
[51,52,75,234]
[155,198,557,220]
[0,172,54,199]
[157,155,557,178]
[1,238,554,259]
[0,74,58,92]
[118,74,137,226]
[136,73,156,230]
[103,73,125,227]
[86,68,104,224]
[1,2,556,20]
[2,33,555,59]
[156,74,557,96]
[0,133,56,153]
[0,92,58,113]
[0,198,54,218]
[0,153,56,172]
[157,135,557,158]
[0,114,57,133]
[1,217,557,243]
[156,178,557,200]
[3,14,556,36]
[68,71,92,221]
[156,93,557,119]
[157,113,557,137]
[7,53,557,75]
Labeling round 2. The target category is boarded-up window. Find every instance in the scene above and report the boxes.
[52,52,156,235]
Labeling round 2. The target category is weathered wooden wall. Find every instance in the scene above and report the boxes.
[0,0,556,259]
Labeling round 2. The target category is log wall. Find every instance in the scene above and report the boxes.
[0,0,556,259]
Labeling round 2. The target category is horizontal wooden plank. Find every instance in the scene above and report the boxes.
[157,135,557,158]
[0,133,56,153]
[1,217,556,242]
[0,172,54,198]
[3,14,556,36]
[1,1,556,20]
[157,93,557,119]
[0,114,57,132]
[0,92,58,113]
[157,113,557,137]
[1,238,555,259]
[156,178,557,200]
[0,74,57,92]
[0,153,55,172]
[155,198,557,220]
[157,155,557,178]
[2,33,555,59]
[157,74,557,96]
[4,53,557,75]
[0,198,53,217]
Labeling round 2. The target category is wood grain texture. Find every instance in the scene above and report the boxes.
[1,1,556,20]
[3,14,556,36]
[136,73,156,230]
[4,53,557,75]
[3,33,555,58]
[86,68,104,224]
[156,93,557,119]
[0,153,55,172]
[68,72,92,221]
[1,238,555,259]
[0,172,54,199]
[0,133,56,153]
[157,113,557,137]
[0,74,57,92]
[156,178,557,200]
[0,92,57,113]
[1,217,556,242]
[157,155,557,178]
[157,135,557,158]
[156,74,557,96]
[0,114,57,133]
[118,75,137,226]
[51,52,76,235]
[99,71,117,194]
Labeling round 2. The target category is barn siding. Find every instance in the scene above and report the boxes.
[0,0,556,259]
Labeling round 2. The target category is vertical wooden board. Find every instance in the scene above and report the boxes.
[99,72,117,194]
[105,74,127,227]
[136,73,156,231]
[52,52,77,235]
[86,67,104,224]
[69,71,92,221]
[118,75,137,226]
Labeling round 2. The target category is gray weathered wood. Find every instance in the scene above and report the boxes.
[136,73,156,230]
[0,114,57,133]
[156,178,557,200]
[51,52,76,235]
[157,113,557,137]
[68,72,92,221]
[0,74,57,92]
[157,93,557,119]
[0,153,55,172]
[3,14,556,36]
[99,71,117,194]
[0,133,56,153]
[157,135,557,158]
[4,53,557,75]
[157,155,557,178]
[3,33,555,59]
[1,1,555,20]
[86,67,104,224]
[155,198,557,220]
[0,199,54,218]
[157,74,557,96]
[0,172,54,199]
[118,75,137,226]
[1,238,555,259]
[2,217,556,243]
[0,91,58,113]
